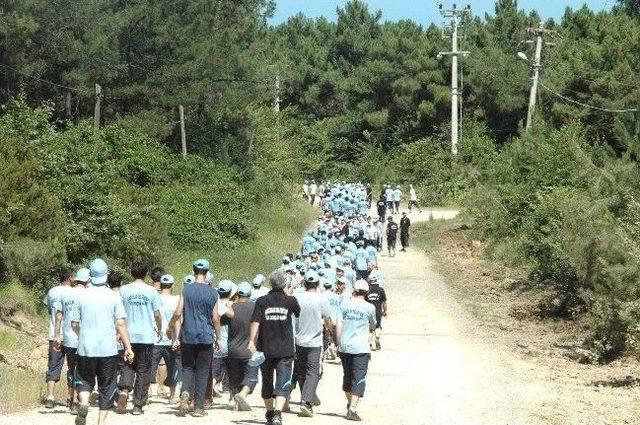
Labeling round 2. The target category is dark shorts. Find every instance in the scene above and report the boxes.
[45,340,65,382]
[339,352,370,397]
[387,237,397,249]
[211,356,227,382]
[63,346,78,387]
[260,356,294,399]
[227,358,259,395]
[75,355,119,410]
[375,312,383,329]
[151,345,182,387]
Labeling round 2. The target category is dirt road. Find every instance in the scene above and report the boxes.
[1,209,635,425]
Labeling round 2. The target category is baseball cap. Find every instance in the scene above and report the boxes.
[193,258,210,271]
[89,258,108,285]
[248,351,266,367]
[160,274,175,286]
[252,274,265,287]
[75,267,90,283]
[368,270,380,282]
[304,270,320,283]
[282,256,290,264]
[183,275,195,285]
[356,240,365,246]
[285,266,296,274]
[336,277,349,286]
[217,279,233,294]
[322,279,334,289]
[205,271,214,284]
[237,282,252,297]
[354,279,369,292]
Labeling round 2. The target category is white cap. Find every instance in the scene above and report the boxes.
[354,279,369,292]
[252,274,265,287]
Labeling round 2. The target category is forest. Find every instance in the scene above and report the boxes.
[1,0,640,361]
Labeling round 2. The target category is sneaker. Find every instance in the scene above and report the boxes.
[226,398,236,410]
[131,405,143,415]
[70,402,79,415]
[375,335,381,350]
[75,404,88,425]
[299,402,314,417]
[234,393,251,411]
[44,397,55,409]
[178,392,191,416]
[346,408,362,421]
[116,390,128,413]
[272,410,283,425]
[312,394,321,406]
[168,396,179,405]
[265,410,275,425]
[191,408,207,417]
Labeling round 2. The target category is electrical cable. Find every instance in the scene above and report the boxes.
[540,81,638,113]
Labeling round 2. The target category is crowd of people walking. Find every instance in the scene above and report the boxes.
[42,182,421,425]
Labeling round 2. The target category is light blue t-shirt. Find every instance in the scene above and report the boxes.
[293,291,331,348]
[71,285,127,357]
[338,298,376,355]
[323,291,341,324]
[44,285,71,341]
[366,246,378,265]
[156,294,180,346]
[120,281,162,344]
[354,248,368,271]
[393,189,403,202]
[55,286,84,349]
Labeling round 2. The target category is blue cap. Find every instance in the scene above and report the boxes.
[183,275,195,285]
[193,258,210,271]
[248,351,266,367]
[304,270,320,284]
[217,279,233,294]
[237,282,252,297]
[89,258,108,285]
[252,274,265,287]
[205,271,214,284]
[75,267,90,283]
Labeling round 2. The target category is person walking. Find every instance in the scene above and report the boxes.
[116,262,163,415]
[386,216,399,257]
[292,271,332,417]
[43,266,75,409]
[70,258,135,425]
[251,274,269,301]
[149,274,182,404]
[393,185,403,214]
[52,267,90,414]
[408,184,422,212]
[364,271,387,351]
[302,181,309,202]
[400,212,411,252]
[309,180,318,206]
[206,280,235,407]
[336,279,376,422]
[167,258,222,417]
[248,270,301,425]
[226,282,259,411]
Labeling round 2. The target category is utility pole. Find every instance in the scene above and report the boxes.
[274,74,281,112]
[438,3,471,155]
[93,83,102,136]
[179,104,187,158]
[520,22,557,131]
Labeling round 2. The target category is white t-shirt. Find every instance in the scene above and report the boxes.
[410,187,418,201]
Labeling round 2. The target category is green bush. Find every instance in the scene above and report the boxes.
[2,238,66,293]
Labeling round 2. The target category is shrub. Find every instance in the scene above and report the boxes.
[1,238,66,294]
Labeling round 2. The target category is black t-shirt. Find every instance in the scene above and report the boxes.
[251,290,300,358]
[387,222,399,238]
[365,284,387,318]
[226,301,255,360]
[400,217,411,232]
[377,200,386,214]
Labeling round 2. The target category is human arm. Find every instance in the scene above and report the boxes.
[53,310,63,351]
[381,289,388,316]
[166,295,184,339]
[116,318,135,363]
[154,309,162,340]
[211,300,222,352]
[247,322,260,354]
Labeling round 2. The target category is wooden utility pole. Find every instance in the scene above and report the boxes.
[93,84,102,136]
[523,22,555,131]
[179,105,187,158]
[438,3,471,155]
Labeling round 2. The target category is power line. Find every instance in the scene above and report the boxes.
[0,62,82,92]
[540,82,638,113]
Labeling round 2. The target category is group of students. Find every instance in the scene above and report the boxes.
[42,182,393,425]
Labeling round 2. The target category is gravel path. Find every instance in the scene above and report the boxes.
[4,208,633,425]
